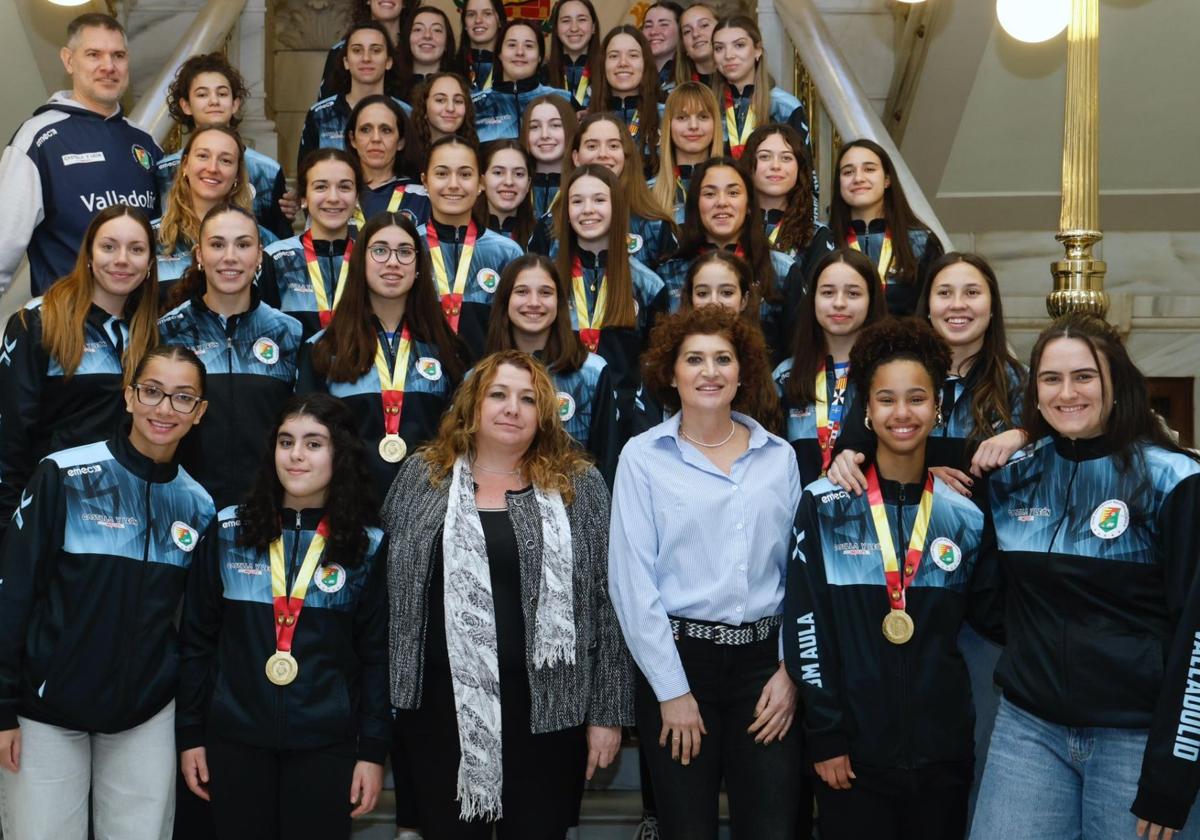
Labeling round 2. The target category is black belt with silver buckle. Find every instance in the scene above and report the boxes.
[668,614,782,646]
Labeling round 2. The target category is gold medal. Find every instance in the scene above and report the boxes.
[265,650,299,685]
[882,610,915,645]
[378,434,407,463]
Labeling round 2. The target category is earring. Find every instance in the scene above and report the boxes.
[936,408,944,427]
[864,414,872,431]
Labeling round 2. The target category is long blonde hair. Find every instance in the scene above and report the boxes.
[158,125,253,254]
[35,205,160,384]
[421,350,593,501]
[652,82,723,215]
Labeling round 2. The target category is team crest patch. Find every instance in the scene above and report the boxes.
[314,563,346,593]
[253,337,280,365]
[132,144,152,171]
[476,268,500,293]
[417,357,443,381]
[172,521,199,552]
[557,392,576,422]
[1090,499,1129,540]
[627,233,643,254]
[930,537,962,572]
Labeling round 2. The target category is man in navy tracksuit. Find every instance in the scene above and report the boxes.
[0,14,160,297]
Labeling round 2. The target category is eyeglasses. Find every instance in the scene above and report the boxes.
[367,244,418,265]
[133,383,203,414]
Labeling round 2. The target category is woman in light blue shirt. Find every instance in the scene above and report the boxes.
[609,305,801,840]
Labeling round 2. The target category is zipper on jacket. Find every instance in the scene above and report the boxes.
[1047,444,1081,552]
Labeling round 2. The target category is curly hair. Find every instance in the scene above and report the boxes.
[237,394,379,569]
[848,317,952,400]
[642,305,781,432]
[408,73,479,161]
[420,350,594,503]
[166,53,249,130]
[740,123,814,254]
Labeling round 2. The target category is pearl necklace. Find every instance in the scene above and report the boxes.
[680,421,737,448]
[472,460,521,476]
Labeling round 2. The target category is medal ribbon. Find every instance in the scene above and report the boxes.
[723,88,755,160]
[375,326,412,437]
[847,227,894,287]
[571,256,608,352]
[865,466,934,613]
[768,224,780,246]
[573,64,590,107]
[813,363,848,473]
[269,517,330,653]
[426,222,478,332]
[628,108,641,139]
[302,232,353,328]
[386,183,407,213]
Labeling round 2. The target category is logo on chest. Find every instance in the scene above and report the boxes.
[314,563,347,593]
[557,392,576,422]
[253,338,280,365]
[172,521,199,552]
[930,537,962,572]
[1090,499,1129,540]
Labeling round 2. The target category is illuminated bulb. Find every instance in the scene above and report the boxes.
[997,0,1070,43]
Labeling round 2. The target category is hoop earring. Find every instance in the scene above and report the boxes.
[864,414,872,431]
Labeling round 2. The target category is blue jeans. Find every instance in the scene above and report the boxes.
[970,696,1200,839]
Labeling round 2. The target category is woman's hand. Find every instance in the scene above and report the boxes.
[585,725,622,780]
[827,450,867,495]
[180,747,209,800]
[1137,819,1176,840]
[814,754,856,790]
[349,760,384,817]
[747,662,796,744]
[659,692,707,766]
[929,466,974,498]
[278,190,300,221]
[0,728,20,773]
[970,429,1028,477]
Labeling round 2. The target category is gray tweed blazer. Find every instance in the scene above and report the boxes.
[382,454,635,731]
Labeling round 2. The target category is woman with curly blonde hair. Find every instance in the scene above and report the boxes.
[383,349,635,838]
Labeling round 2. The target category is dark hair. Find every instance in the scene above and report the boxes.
[546,0,601,89]
[916,252,1024,442]
[311,211,466,384]
[422,135,489,229]
[829,138,938,286]
[298,148,365,209]
[485,254,589,374]
[671,156,780,303]
[642,306,780,431]
[740,123,815,253]
[237,394,379,569]
[676,3,717,84]
[493,18,546,83]
[168,203,260,309]
[130,344,207,396]
[455,0,506,73]
[849,317,952,404]
[1023,314,1199,470]
[645,0,685,95]
[477,139,536,246]
[345,94,423,180]
[67,12,124,42]
[786,248,887,405]
[591,26,662,174]
[520,94,578,165]
[166,53,249,130]
[408,73,479,161]
[678,250,759,327]
[328,21,405,97]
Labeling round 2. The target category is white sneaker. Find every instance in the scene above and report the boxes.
[633,815,660,840]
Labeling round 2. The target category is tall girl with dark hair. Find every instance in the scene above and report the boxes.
[474,19,571,143]
[545,0,600,110]
[829,138,944,316]
[317,0,412,99]
[420,136,524,361]
[712,15,810,160]
[591,26,665,175]
[0,346,215,840]
[260,150,362,340]
[555,164,668,436]
[523,95,577,218]
[298,211,466,498]
[478,140,536,246]
[774,248,886,486]
[641,2,684,96]
[652,82,725,222]
[972,314,1200,839]
[159,204,301,510]
[456,0,504,92]
[784,317,1000,840]
[408,73,479,163]
[485,254,620,484]
[403,7,459,96]
[177,394,389,839]
[345,94,430,222]
[659,156,804,358]
[0,205,160,541]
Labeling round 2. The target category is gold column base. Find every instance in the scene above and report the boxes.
[1048,230,1108,318]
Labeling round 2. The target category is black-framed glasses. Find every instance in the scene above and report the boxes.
[133,383,203,414]
[367,244,418,265]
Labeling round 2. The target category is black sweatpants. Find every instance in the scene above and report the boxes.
[205,735,359,840]
[814,762,973,840]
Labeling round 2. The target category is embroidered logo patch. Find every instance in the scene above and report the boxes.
[314,563,346,593]
[1090,499,1129,540]
[476,268,500,293]
[132,144,152,170]
[627,233,643,254]
[253,338,279,365]
[417,357,443,381]
[172,521,199,552]
[930,537,962,572]
[557,392,576,422]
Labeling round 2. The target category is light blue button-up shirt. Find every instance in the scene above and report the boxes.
[608,411,801,701]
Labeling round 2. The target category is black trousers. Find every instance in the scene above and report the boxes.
[636,634,806,840]
[204,735,358,840]
[814,762,972,840]
[396,664,587,840]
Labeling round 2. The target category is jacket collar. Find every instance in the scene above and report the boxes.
[279,507,327,530]
[849,217,888,236]
[1051,431,1115,461]
[111,424,180,484]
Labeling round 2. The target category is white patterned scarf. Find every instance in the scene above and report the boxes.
[442,454,577,820]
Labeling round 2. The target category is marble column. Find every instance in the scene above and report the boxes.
[228,0,278,160]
